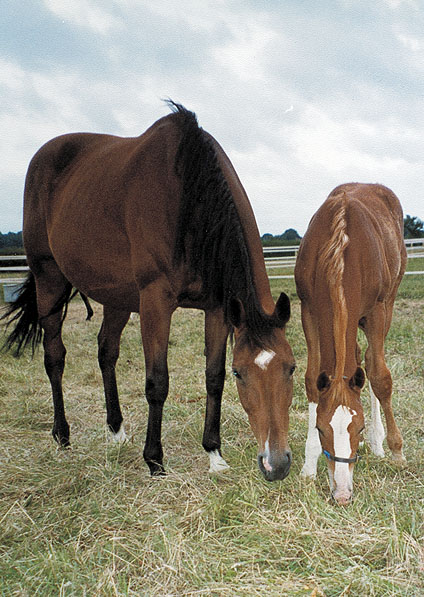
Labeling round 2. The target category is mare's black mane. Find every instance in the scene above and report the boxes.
[168,101,278,346]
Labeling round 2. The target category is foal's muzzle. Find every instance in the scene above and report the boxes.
[258,449,292,481]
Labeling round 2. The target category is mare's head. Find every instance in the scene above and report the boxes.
[229,292,295,481]
[315,368,365,504]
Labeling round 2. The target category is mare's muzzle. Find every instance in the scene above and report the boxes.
[258,449,292,482]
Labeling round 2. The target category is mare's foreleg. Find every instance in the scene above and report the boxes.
[203,309,230,473]
[98,306,131,442]
[139,283,173,476]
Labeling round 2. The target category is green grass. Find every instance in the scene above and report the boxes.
[0,279,423,596]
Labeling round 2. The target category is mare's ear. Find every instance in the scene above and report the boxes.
[228,298,246,329]
[349,367,365,389]
[317,371,331,391]
[274,292,291,327]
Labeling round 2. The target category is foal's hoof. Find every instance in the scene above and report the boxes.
[392,452,406,467]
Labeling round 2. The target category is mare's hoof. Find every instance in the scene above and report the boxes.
[52,430,70,448]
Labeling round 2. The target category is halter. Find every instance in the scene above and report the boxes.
[323,449,360,464]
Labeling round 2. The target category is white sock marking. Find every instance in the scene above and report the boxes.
[254,349,276,370]
[209,450,230,473]
[367,382,385,457]
[111,424,128,443]
[301,403,322,478]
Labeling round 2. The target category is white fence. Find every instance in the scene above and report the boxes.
[264,239,424,279]
[1,239,423,292]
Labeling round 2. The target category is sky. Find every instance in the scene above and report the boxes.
[1,0,423,236]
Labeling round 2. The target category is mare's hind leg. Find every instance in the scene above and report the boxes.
[34,264,72,446]
[363,302,405,463]
[98,306,131,442]
[139,281,174,476]
[203,309,230,473]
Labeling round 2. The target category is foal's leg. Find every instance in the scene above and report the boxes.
[203,309,230,473]
[35,267,72,446]
[139,282,174,476]
[98,306,131,442]
[300,304,322,478]
[363,303,405,463]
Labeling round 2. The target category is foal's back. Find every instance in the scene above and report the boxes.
[296,183,406,309]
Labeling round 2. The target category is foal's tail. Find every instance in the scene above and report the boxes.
[1,273,42,356]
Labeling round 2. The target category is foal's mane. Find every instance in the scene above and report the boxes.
[168,101,278,345]
[318,191,350,387]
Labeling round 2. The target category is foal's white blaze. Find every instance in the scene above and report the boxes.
[209,450,230,473]
[111,423,128,443]
[367,382,385,457]
[301,402,322,478]
[254,349,276,370]
[329,406,356,501]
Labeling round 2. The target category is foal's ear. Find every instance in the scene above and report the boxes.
[317,371,331,391]
[274,292,291,327]
[228,298,246,329]
[349,367,365,389]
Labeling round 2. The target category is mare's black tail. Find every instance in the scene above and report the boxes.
[1,273,42,356]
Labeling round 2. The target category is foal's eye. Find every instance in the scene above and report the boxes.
[232,369,242,380]
[289,365,296,376]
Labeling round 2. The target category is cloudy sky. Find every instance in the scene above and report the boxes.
[1,0,423,235]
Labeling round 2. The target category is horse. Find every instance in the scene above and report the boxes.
[294,183,406,504]
[2,102,295,481]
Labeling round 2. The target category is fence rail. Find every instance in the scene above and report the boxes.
[1,239,424,292]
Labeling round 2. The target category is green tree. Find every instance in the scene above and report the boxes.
[404,215,424,239]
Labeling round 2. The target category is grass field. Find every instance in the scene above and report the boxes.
[0,274,423,596]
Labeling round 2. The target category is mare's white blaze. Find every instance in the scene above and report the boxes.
[367,382,385,457]
[111,424,128,443]
[209,450,230,473]
[330,405,356,497]
[301,402,322,478]
[254,349,276,370]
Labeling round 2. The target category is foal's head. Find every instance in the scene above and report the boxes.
[316,368,365,504]
[230,293,295,481]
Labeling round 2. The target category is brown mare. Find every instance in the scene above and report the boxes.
[294,183,406,504]
[2,102,295,480]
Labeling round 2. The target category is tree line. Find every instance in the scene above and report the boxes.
[262,215,424,246]
[1,215,423,254]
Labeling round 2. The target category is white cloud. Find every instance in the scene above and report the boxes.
[396,33,423,51]
[43,0,123,34]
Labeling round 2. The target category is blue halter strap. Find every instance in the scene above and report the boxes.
[323,449,360,464]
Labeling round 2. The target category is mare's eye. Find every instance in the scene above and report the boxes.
[289,365,296,376]
[232,369,242,380]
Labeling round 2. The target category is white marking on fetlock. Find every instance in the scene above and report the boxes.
[367,383,385,457]
[254,349,276,370]
[111,424,128,443]
[301,403,321,478]
[209,450,230,473]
